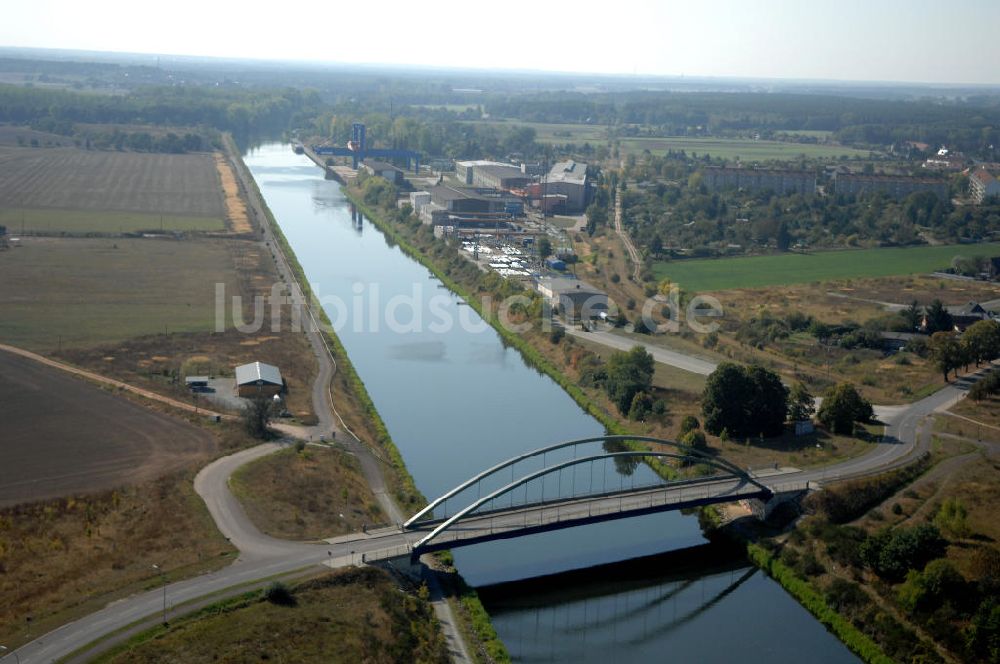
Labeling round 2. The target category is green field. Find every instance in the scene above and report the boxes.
[620,136,871,160]
[0,207,224,233]
[654,243,1000,292]
[461,121,866,160]
[0,237,241,350]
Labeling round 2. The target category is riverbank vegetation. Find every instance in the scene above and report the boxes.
[748,427,1000,663]
[97,567,449,663]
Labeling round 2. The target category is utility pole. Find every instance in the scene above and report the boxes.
[152,564,167,625]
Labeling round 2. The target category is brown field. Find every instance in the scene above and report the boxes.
[214,152,252,233]
[0,349,216,506]
[0,470,235,649]
[0,146,224,219]
[100,567,448,664]
[230,446,385,540]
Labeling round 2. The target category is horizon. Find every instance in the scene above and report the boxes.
[3,0,1000,87]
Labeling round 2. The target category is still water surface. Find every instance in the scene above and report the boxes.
[243,143,856,663]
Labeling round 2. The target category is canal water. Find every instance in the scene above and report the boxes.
[243,143,856,663]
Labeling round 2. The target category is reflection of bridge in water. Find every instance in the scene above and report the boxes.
[476,543,760,662]
[402,436,774,558]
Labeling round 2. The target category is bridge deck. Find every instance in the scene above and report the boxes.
[410,478,771,554]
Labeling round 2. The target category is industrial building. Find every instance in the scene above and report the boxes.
[970,168,1000,203]
[833,172,949,200]
[235,361,283,398]
[362,160,405,185]
[540,160,590,212]
[701,167,817,195]
[536,276,609,322]
[473,163,533,190]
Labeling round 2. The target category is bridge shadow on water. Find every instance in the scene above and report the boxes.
[474,540,751,609]
[469,541,763,662]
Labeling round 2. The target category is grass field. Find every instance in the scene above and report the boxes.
[654,243,1000,292]
[99,568,448,663]
[619,136,871,160]
[0,146,225,225]
[0,237,241,350]
[0,207,223,233]
[230,446,385,540]
[461,120,864,161]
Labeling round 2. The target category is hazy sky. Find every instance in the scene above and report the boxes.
[4,0,999,85]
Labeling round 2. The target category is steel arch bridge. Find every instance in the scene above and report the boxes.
[404,435,773,556]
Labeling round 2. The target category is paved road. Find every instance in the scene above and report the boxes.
[7,361,991,663]
[8,156,994,663]
[564,325,719,375]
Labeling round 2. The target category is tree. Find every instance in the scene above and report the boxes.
[679,415,701,436]
[902,300,922,331]
[605,346,655,415]
[860,524,946,580]
[923,299,954,334]
[243,394,277,439]
[817,383,873,435]
[775,221,791,251]
[897,559,965,613]
[934,497,970,538]
[962,320,1000,367]
[702,363,787,438]
[681,429,707,450]
[537,236,553,260]
[787,382,816,422]
[929,331,963,381]
[650,235,663,256]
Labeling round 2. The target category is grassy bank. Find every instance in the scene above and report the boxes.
[747,542,893,664]
[95,567,449,663]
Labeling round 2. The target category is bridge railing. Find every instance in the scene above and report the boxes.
[416,482,769,551]
[405,435,764,528]
[413,452,771,552]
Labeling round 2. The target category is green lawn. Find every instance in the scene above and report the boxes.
[619,136,871,160]
[0,207,224,234]
[654,243,1000,292]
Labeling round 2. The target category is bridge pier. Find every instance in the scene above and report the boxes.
[742,483,814,520]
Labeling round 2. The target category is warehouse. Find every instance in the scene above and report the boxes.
[235,361,284,398]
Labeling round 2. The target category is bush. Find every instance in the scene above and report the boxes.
[803,455,931,523]
[679,415,701,435]
[681,429,708,450]
[263,581,296,606]
[860,524,946,581]
[548,326,565,345]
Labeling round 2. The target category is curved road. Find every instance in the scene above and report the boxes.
[7,360,991,663]
[4,156,993,662]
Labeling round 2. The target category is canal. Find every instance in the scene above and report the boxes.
[243,143,856,663]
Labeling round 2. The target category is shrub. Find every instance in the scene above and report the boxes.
[803,455,931,523]
[263,581,296,606]
[679,415,701,435]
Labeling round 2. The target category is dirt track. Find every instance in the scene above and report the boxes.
[0,349,216,506]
